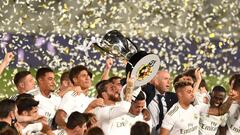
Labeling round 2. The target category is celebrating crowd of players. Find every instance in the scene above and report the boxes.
[0,52,240,135]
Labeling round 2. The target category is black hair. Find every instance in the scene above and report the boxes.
[0,121,18,135]
[212,85,226,93]
[183,68,196,82]
[133,91,146,102]
[66,111,87,129]
[15,93,34,103]
[130,121,150,135]
[229,73,240,85]
[173,74,183,85]
[232,78,240,91]
[86,126,104,135]
[109,76,121,83]
[13,71,31,86]
[0,99,16,119]
[69,65,92,84]
[36,67,54,83]
[16,97,39,115]
[96,80,112,98]
[60,71,70,84]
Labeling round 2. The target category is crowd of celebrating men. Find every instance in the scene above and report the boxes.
[0,52,240,135]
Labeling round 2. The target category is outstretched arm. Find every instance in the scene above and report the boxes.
[0,52,14,75]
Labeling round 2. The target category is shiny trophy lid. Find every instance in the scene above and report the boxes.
[94,30,160,87]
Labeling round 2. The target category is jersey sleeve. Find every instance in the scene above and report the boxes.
[220,113,228,127]
[161,111,175,130]
[58,91,75,116]
[161,105,178,130]
[94,101,131,121]
[194,103,210,114]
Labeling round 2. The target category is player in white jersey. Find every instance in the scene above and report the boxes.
[105,90,152,135]
[92,75,134,135]
[16,96,54,135]
[55,65,103,129]
[53,111,87,135]
[10,70,39,101]
[225,74,240,135]
[226,102,240,135]
[160,76,234,135]
[34,67,61,126]
[199,85,228,135]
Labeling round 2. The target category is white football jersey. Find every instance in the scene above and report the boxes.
[199,113,228,135]
[34,92,61,125]
[94,101,131,135]
[106,112,152,135]
[58,91,95,120]
[226,102,240,135]
[10,88,40,101]
[53,129,67,135]
[22,122,43,135]
[194,91,210,105]
[161,102,206,135]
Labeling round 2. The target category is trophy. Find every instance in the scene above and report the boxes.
[94,30,160,87]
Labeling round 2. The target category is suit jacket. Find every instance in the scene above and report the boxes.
[142,83,178,129]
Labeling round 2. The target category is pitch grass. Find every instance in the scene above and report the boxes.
[0,68,230,99]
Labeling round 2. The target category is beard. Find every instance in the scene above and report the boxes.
[108,93,121,102]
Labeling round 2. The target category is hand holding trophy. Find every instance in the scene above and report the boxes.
[94,30,160,87]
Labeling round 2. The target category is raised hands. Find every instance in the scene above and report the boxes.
[124,73,135,102]
[101,57,113,80]
[0,52,14,75]
[105,57,113,69]
[194,67,202,83]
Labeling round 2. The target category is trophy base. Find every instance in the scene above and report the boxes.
[126,51,160,87]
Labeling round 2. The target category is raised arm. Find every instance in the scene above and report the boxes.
[0,52,14,75]
[193,68,202,94]
[124,72,135,102]
[101,58,113,80]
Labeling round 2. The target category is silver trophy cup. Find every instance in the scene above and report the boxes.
[94,30,160,87]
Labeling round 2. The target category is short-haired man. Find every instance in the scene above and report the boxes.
[108,90,152,135]
[199,85,228,135]
[16,97,53,134]
[12,71,38,97]
[92,76,134,135]
[54,111,87,135]
[160,79,233,135]
[34,67,61,126]
[0,99,22,134]
[55,65,101,129]
[57,71,74,97]
[109,76,122,93]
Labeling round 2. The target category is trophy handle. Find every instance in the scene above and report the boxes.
[93,42,110,54]
[126,38,139,52]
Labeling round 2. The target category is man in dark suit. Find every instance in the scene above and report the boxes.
[142,70,178,135]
